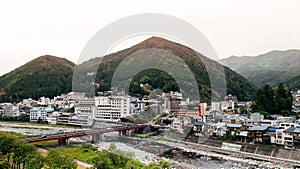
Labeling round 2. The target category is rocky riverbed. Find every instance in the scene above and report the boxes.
[0,123,293,169]
[96,133,284,169]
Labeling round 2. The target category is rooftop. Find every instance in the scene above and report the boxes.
[227,123,242,128]
[248,125,268,131]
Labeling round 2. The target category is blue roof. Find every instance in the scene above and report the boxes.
[222,118,233,121]
[266,127,280,132]
[263,134,276,137]
[227,123,242,128]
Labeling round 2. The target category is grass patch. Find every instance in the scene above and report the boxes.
[77,165,88,169]
[0,131,28,138]
[33,140,58,147]
[50,145,98,163]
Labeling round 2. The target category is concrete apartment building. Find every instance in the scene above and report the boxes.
[164,91,183,113]
[94,95,131,121]
[74,98,95,126]
[0,103,21,117]
[30,107,54,122]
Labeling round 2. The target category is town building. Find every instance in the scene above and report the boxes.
[0,103,21,117]
[30,107,54,122]
[94,95,131,121]
[164,91,183,112]
[74,98,95,126]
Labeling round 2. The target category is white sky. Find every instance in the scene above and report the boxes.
[1,0,300,75]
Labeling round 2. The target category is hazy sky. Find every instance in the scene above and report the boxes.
[1,0,300,75]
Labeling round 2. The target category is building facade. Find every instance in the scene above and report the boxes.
[30,107,54,122]
[94,95,131,121]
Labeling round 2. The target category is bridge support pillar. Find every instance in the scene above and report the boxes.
[122,130,127,136]
[128,130,133,137]
[58,138,69,146]
[92,134,103,143]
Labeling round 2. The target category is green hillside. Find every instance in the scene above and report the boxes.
[286,75,300,90]
[0,37,258,103]
[76,37,257,101]
[219,50,300,88]
[0,55,74,102]
[242,70,296,88]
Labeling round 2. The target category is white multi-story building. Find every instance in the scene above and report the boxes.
[30,107,54,122]
[211,102,221,111]
[38,96,51,106]
[260,120,279,126]
[0,103,20,117]
[67,92,86,101]
[276,129,285,145]
[279,122,298,129]
[74,98,95,126]
[221,100,235,110]
[94,95,131,121]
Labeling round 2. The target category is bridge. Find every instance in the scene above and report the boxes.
[25,124,148,145]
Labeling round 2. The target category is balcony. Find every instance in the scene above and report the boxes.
[294,135,300,140]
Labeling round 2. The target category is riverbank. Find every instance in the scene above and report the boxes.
[100,134,280,169]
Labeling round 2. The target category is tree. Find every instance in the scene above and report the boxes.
[45,151,77,169]
[252,84,275,114]
[108,143,117,152]
[24,153,45,169]
[262,85,275,114]
[0,154,9,169]
[239,106,247,114]
[260,111,271,119]
[12,140,36,169]
[274,83,292,115]
[252,83,292,115]
[0,133,15,162]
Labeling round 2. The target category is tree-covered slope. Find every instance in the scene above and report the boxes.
[242,70,296,88]
[285,74,300,90]
[219,50,300,88]
[76,37,257,101]
[0,55,74,102]
[0,37,258,103]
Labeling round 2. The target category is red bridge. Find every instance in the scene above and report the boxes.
[25,124,148,145]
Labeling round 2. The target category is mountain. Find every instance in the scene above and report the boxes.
[219,50,300,88]
[241,70,296,88]
[286,74,300,90]
[76,37,257,101]
[0,55,74,102]
[0,37,257,103]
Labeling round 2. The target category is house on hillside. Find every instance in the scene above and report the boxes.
[226,123,246,136]
[248,125,268,143]
[263,126,280,144]
[283,127,295,149]
[215,126,228,137]
[260,120,279,126]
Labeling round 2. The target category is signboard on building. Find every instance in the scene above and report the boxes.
[221,142,241,151]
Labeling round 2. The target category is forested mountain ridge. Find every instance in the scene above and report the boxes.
[219,50,300,89]
[0,37,258,103]
[76,37,257,101]
[0,55,74,102]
